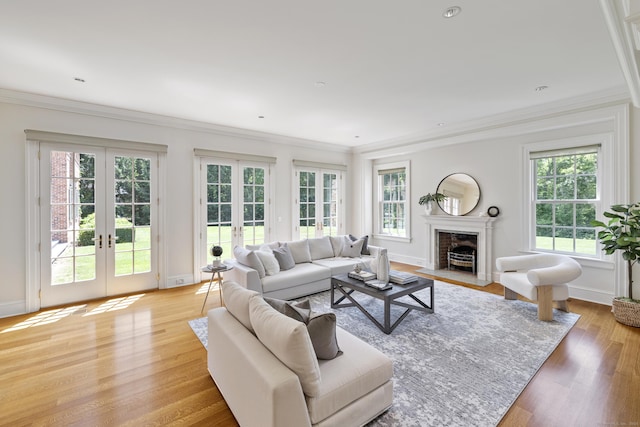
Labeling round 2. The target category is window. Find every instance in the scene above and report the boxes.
[374,161,409,239]
[293,161,345,239]
[531,146,599,256]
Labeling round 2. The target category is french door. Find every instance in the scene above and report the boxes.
[40,143,158,307]
[294,167,343,239]
[200,158,270,267]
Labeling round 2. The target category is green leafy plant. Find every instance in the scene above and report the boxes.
[591,202,640,301]
[418,192,446,205]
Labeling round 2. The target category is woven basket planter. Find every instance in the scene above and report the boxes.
[612,297,640,327]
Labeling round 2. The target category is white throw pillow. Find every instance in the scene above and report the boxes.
[329,235,344,257]
[256,250,280,276]
[288,239,312,264]
[249,295,321,397]
[308,236,335,260]
[340,235,364,258]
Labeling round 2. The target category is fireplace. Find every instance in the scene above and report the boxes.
[439,232,478,274]
[423,215,497,281]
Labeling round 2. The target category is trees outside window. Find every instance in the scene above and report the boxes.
[533,149,598,255]
[374,161,410,240]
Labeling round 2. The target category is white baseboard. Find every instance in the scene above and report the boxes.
[569,285,613,306]
[0,300,27,319]
[388,253,426,268]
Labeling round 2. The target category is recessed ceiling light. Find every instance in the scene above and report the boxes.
[258,115,265,119]
[315,81,326,87]
[443,6,461,18]
[535,85,549,92]
[437,122,445,127]
[74,77,85,83]
[354,135,360,138]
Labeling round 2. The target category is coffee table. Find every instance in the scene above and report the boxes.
[331,273,434,334]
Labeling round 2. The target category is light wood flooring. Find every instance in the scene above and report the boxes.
[0,263,638,426]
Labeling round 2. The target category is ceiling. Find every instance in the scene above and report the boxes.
[0,0,628,148]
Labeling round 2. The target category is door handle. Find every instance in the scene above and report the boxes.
[108,234,120,248]
[92,235,103,249]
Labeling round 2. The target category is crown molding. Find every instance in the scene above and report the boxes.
[356,86,630,159]
[0,88,351,154]
[599,0,640,107]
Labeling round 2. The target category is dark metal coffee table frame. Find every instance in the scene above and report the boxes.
[331,273,434,334]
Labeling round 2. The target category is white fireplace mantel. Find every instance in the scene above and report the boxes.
[422,214,498,281]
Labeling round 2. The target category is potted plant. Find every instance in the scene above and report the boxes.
[419,192,446,215]
[591,202,640,327]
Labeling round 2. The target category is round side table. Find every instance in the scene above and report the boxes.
[200,264,233,313]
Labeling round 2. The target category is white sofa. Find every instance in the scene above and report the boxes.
[208,281,394,427]
[224,235,382,300]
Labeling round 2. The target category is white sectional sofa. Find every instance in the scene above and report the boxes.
[224,235,381,300]
[208,281,394,427]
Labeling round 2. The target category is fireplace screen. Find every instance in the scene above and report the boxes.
[438,232,478,274]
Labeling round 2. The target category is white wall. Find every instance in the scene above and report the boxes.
[358,102,636,305]
[0,99,350,317]
[2,95,639,317]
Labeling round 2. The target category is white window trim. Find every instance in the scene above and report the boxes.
[373,160,411,242]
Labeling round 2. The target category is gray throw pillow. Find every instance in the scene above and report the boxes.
[307,311,342,360]
[233,245,266,278]
[266,297,342,360]
[273,243,296,270]
[341,235,364,258]
[349,234,370,255]
[264,297,311,323]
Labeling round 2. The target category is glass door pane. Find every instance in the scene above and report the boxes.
[322,172,338,236]
[242,166,266,247]
[206,164,234,259]
[298,171,316,239]
[113,156,152,276]
[50,151,97,284]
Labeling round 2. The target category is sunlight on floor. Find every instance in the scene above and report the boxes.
[196,282,220,295]
[1,304,87,333]
[83,294,145,316]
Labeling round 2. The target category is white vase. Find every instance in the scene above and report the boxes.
[424,202,433,215]
[377,248,390,283]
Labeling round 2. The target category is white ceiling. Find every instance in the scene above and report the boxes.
[0,0,627,147]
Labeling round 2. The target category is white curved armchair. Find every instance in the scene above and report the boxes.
[495,254,582,321]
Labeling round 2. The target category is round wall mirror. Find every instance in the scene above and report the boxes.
[436,173,481,216]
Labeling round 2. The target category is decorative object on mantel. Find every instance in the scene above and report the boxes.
[210,245,223,267]
[419,192,445,215]
[487,206,500,217]
[592,202,640,327]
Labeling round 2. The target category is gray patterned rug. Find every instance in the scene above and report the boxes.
[189,281,579,427]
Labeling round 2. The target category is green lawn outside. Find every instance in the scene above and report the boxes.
[52,228,152,284]
[535,236,597,255]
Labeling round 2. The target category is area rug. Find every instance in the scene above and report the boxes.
[189,281,579,427]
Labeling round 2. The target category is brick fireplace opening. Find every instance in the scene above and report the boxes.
[437,232,478,275]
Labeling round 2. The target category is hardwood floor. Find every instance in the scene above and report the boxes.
[0,264,638,426]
